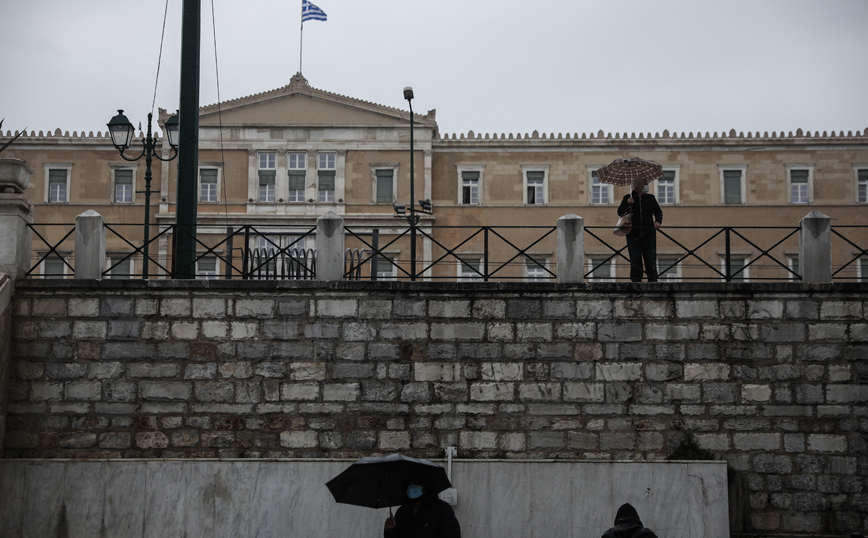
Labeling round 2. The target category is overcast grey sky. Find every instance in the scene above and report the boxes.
[2,0,867,138]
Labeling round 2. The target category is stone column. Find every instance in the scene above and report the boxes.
[75,210,106,279]
[557,214,585,283]
[316,211,345,281]
[799,210,831,283]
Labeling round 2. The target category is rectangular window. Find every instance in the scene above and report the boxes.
[525,171,545,205]
[109,256,132,279]
[857,169,867,204]
[458,257,482,281]
[461,171,480,205]
[789,169,810,204]
[114,169,134,204]
[591,171,612,205]
[589,257,614,282]
[723,256,749,282]
[722,169,744,204]
[200,168,218,203]
[258,152,277,203]
[860,257,868,282]
[657,170,676,205]
[318,153,336,203]
[788,255,800,282]
[657,256,681,282]
[288,153,306,203]
[42,255,67,279]
[375,169,394,203]
[525,257,549,281]
[48,169,68,203]
[196,256,218,280]
[376,257,396,281]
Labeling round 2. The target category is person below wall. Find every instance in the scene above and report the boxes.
[617,178,663,282]
[384,479,461,538]
[601,502,659,538]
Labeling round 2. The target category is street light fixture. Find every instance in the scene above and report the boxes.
[106,110,179,279]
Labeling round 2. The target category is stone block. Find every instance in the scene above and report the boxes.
[742,384,772,402]
[516,322,552,342]
[140,382,192,401]
[752,454,793,474]
[279,431,318,448]
[518,383,561,402]
[806,434,847,453]
[550,362,593,381]
[684,363,730,381]
[459,431,497,450]
[646,323,700,341]
[470,382,515,402]
[597,322,641,342]
[664,384,701,403]
[429,300,471,318]
[380,322,427,340]
[675,300,718,319]
[394,299,426,318]
[748,300,783,319]
[820,300,863,319]
[100,297,133,317]
[235,298,273,318]
[161,298,191,317]
[323,383,360,401]
[575,300,612,319]
[379,431,411,450]
[600,433,635,450]
[332,363,374,379]
[645,364,682,382]
[596,363,642,381]
[563,382,604,402]
[431,323,485,341]
[826,385,868,403]
[415,363,463,382]
[68,298,99,317]
[127,363,179,378]
[478,362,521,381]
[64,381,101,401]
[528,432,565,449]
[734,433,781,451]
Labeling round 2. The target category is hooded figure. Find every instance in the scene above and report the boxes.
[384,479,460,538]
[601,503,659,538]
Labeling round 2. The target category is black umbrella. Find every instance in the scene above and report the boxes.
[326,454,452,510]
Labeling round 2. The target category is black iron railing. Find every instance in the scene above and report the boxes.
[24,220,868,282]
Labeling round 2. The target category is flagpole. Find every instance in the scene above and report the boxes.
[299,20,304,74]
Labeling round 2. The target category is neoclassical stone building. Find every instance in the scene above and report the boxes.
[2,74,867,281]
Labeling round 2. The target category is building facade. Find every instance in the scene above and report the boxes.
[2,74,867,282]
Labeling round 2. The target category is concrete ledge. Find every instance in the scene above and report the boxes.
[0,459,728,538]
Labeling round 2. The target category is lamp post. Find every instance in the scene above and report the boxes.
[107,110,179,279]
[395,87,433,281]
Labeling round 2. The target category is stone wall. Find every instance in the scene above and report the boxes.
[4,279,867,536]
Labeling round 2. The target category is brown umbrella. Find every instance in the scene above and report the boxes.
[597,157,664,187]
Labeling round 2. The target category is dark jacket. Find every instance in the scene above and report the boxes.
[617,191,663,238]
[601,503,659,538]
[384,495,461,538]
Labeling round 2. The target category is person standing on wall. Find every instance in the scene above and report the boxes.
[617,177,663,282]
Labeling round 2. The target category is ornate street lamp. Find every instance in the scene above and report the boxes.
[394,87,432,281]
[106,110,179,279]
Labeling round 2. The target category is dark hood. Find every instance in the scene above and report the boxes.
[614,503,642,526]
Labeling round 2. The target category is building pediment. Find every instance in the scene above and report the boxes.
[199,73,436,130]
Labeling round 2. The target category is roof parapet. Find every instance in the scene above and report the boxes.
[436,128,867,141]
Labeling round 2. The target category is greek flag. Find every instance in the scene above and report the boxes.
[302,0,327,22]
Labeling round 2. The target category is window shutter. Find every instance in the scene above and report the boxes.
[318,170,335,190]
[288,171,306,190]
[376,169,393,203]
[49,169,66,184]
[201,169,218,184]
[526,171,544,182]
[723,170,742,203]
[115,169,133,184]
[462,171,480,181]
[258,170,276,185]
[790,170,809,183]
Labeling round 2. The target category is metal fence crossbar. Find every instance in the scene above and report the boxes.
[728,226,800,279]
[831,226,868,278]
[486,226,557,279]
[25,222,75,277]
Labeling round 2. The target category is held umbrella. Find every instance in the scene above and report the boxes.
[326,454,451,511]
[597,157,664,187]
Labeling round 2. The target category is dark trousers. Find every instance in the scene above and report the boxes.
[626,232,658,282]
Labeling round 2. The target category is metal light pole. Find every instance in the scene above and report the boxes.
[107,110,179,279]
[404,87,418,280]
[395,87,433,281]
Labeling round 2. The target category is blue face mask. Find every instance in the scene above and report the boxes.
[407,485,424,499]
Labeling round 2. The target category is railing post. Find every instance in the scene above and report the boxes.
[316,211,345,281]
[799,210,832,282]
[74,210,106,279]
[371,228,379,281]
[0,192,33,280]
[724,228,731,282]
[557,214,584,283]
